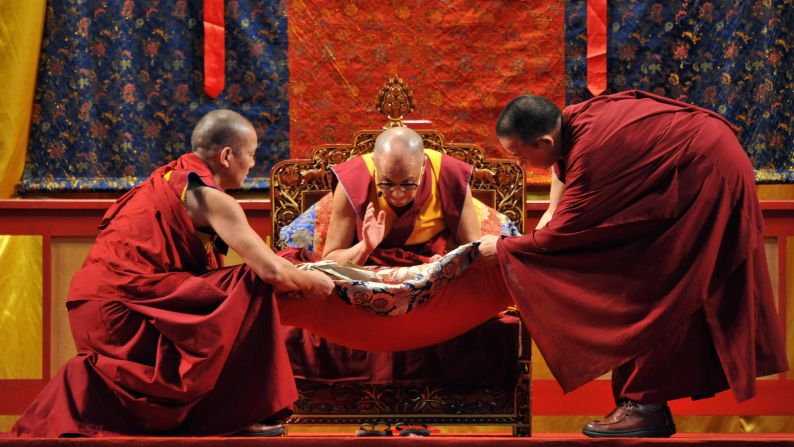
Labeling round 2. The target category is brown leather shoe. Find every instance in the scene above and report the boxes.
[230,423,286,437]
[582,400,676,438]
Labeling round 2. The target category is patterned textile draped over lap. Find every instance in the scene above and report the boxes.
[296,242,479,316]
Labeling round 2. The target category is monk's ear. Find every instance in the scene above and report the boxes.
[536,135,555,152]
[219,147,233,168]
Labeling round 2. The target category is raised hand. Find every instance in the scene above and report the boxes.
[361,202,386,250]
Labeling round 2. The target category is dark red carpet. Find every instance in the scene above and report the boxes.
[2,434,794,446]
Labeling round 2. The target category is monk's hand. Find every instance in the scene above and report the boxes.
[362,202,386,250]
[475,234,499,265]
[302,270,336,300]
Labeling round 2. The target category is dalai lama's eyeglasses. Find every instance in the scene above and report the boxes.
[376,182,420,192]
[375,167,423,192]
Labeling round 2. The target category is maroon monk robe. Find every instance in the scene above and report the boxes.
[498,90,787,403]
[11,154,297,437]
[331,152,472,266]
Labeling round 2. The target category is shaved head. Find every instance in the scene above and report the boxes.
[373,127,424,172]
[496,94,561,144]
[371,127,426,207]
[191,109,256,155]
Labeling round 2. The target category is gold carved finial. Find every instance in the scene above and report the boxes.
[375,76,415,128]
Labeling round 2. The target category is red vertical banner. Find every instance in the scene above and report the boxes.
[586,0,607,96]
[203,0,225,98]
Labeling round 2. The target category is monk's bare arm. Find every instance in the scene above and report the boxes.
[186,186,334,296]
[535,168,563,230]
[457,187,481,244]
[322,183,374,265]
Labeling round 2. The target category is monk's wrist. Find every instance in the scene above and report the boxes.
[359,239,375,253]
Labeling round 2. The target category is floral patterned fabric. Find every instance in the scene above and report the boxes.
[473,197,522,238]
[277,192,334,258]
[278,193,520,255]
[565,0,794,182]
[20,1,289,192]
[22,1,791,189]
[21,0,565,192]
[296,242,479,317]
[287,0,565,186]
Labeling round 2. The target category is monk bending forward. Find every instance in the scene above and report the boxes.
[10,110,334,437]
[478,90,788,438]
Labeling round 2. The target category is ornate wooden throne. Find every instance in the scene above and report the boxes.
[270,77,531,436]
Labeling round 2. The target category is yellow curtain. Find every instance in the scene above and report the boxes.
[0,1,46,198]
[0,235,43,379]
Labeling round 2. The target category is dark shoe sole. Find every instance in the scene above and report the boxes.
[582,426,676,438]
[232,425,286,437]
